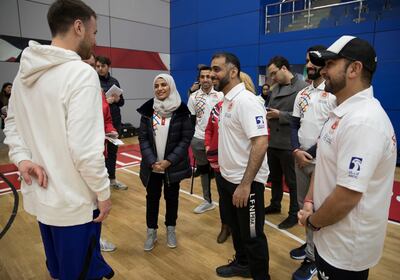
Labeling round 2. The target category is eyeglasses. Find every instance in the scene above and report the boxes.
[268,67,281,78]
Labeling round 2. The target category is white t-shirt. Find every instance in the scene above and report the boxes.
[188,88,223,139]
[313,86,397,271]
[293,81,336,151]
[219,83,269,184]
[152,112,171,173]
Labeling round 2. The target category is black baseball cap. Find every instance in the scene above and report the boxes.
[309,35,377,73]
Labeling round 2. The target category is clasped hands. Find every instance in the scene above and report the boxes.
[152,160,171,172]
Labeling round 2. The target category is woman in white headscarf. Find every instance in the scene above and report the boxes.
[137,74,194,251]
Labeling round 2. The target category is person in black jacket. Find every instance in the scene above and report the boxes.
[260,83,271,107]
[137,73,194,252]
[95,55,126,190]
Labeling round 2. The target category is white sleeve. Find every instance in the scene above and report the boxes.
[187,95,196,115]
[238,97,268,139]
[336,123,385,193]
[4,94,32,165]
[292,91,302,118]
[67,78,110,201]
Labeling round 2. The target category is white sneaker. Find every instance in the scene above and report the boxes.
[110,180,128,190]
[193,201,216,214]
[144,228,157,251]
[166,226,177,248]
[100,238,116,252]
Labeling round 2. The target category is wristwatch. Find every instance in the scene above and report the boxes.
[306,215,321,231]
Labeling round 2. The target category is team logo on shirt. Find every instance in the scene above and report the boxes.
[255,116,265,129]
[328,118,340,134]
[319,91,329,104]
[349,157,363,178]
[227,101,234,112]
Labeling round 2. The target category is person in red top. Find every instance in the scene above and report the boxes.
[85,54,118,138]
[204,101,230,243]
[102,93,116,134]
[84,53,118,252]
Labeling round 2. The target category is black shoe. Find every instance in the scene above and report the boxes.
[217,224,231,244]
[292,258,317,280]
[278,215,298,229]
[264,205,281,215]
[290,243,307,260]
[216,258,251,278]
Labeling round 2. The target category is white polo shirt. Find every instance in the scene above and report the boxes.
[219,83,269,184]
[188,88,223,139]
[293,81,336,151]
[313,86,397,271]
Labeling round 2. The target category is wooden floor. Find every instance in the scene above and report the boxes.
[0,137,399,279]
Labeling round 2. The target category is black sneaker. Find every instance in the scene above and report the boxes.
[264,205,281,215]
[292,258,317,280]
[278,215,298,229]
[216,258,251,278]
[290,243,307,260]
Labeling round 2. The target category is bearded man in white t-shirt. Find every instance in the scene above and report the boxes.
[299,36,397,280]
[211,52,270,280]
[289,45,336,280]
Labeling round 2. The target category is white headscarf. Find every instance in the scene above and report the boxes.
[153,73,182,118]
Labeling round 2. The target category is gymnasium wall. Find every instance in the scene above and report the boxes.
[0,0,171,127]
[170,0,400,156]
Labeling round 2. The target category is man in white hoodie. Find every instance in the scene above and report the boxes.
[4,0,113,279]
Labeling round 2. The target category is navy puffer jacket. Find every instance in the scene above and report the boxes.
[137,99,194,186]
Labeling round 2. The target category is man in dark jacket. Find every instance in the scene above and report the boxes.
[96,55,126,190]
[265,56,308,229]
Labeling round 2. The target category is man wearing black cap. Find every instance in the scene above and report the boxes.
[299,36,397,280]
[290,45,336,280]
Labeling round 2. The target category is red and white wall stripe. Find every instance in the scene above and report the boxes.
[0,0,171,127]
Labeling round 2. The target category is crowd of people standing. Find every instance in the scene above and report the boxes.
[1,1,396,280]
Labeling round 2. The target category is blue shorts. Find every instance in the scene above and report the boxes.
[38,210,114,280]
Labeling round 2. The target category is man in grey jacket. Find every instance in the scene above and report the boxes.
[265,56,308,229]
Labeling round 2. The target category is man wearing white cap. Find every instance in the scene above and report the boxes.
[298,35,397,280]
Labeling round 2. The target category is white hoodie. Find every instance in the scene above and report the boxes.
[4,41,110,226]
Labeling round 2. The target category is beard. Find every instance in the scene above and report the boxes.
[201,82,212,92]
[307,67,321,80]
[77,38,92,60]
[324,72,346,95]
[214,74,230,92]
